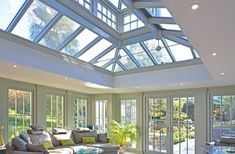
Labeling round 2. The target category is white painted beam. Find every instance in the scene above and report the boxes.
[133,0,164,8]
[149,17,176,25]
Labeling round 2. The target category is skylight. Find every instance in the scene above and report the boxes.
[0,0,200,73]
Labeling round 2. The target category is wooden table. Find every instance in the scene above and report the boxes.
[202,144,235,154]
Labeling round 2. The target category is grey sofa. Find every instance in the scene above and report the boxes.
[6,130,119,154]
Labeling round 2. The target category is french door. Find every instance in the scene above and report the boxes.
[146,96,195,154]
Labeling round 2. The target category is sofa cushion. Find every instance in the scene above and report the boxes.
[20,131,32,144]
[60,139,75,146]
[220,136,235,144]
[29,132,51,144]
[40,141,54,150]
[12,136,28,151]
[82,137,96,144]
[27,144,47,152]
[72,130,97,144]
[50,131,72,147]
[98,133,108,143]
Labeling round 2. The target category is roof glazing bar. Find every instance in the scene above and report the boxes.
[132,0,164,8]
[102,59,115,68]
[6,0,34,32]
[117,60,127,71]
[112,48,120,72]
[90,45,116,64]
[191,48,197,59]
[149,17,176,25]
[34,12,63,43]
[123,47,141,68]
[74,36,102,58]
[140,42,158,65]
[161,38,176,62]
[162,30,184,37]
[164,35,192,48]
[56,26,85,51]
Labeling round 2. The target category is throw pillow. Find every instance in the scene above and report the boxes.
[220,136,235,144]
[40,141,54,150]
[60,139,74,146]
[27,144,47,152]
[49,132,72,147]
[98,133,108,143]
[20,131,32,144]
[52,128,67,134]
[28,132,51,144]
[82,137,96,144]
[29,125,45,131]
[12,136,28,151]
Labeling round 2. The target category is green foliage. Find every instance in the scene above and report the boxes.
[109,120,139,146]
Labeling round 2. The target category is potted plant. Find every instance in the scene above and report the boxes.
[109,120,139,153]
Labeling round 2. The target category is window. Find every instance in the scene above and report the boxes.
[46,95,64,131]
[212,95,235,141]
[74,98,88,128]
[123,13,144,32]
[97,3,117,29]
[95,100,108,133]
[121,99,136,125]
[8,89,32,140]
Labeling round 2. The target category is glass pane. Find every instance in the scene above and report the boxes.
[61,28,98,56]
[12,0,57,40]
[78,39,112,62]
[8,89,32,141]
[96,100,108,133]
[148,98,167,153]
[126,44,154,67]
[119,49,138,70]
[114,64,123,72]
[151,48,173,64]
[121,3,127,10]
[39,16,80,50]
[0,0,25,30]
[146,8,172,17]
[170,44,193,61]
[160,24,181,31]
[108,0,119,8]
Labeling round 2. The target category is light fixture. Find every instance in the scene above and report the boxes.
[212,53,217,56]
[84,82,111,89]
[156,39,162,51]
[180,82,184,86]
[13,65,17,68]
[64,77,68,81]
[221,72,225,76]
[191,3,200,10]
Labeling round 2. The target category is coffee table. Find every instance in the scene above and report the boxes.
[202,144,235,154]
[76,146,104,154]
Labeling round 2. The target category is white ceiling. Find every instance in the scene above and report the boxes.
[0,0,235,94]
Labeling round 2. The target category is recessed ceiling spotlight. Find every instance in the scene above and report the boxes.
[13,65,17,68]
[221,72,225,76]
[65,77,68,80]
[212,52,217,56]
[191,3,200,10]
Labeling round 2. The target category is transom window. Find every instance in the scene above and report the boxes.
[46,94,64,131]
[74,0,91,11]
[74,98,88,128]
[95,100,108,133]
[97,2,117,29]
[123,13,144,32]
[8,89,32,140]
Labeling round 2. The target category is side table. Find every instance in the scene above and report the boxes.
[0,148,6,154]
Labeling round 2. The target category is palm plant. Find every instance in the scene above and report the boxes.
[109,120,139,146]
